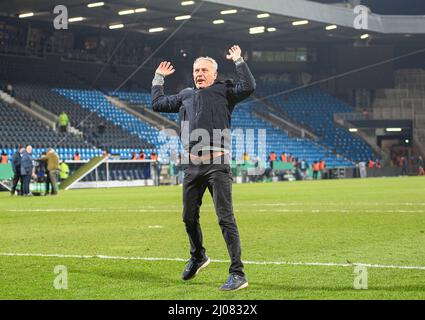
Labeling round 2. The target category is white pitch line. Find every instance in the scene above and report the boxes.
[1,252,425,270]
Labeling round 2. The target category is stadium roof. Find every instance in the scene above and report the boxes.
[0,0,424,45]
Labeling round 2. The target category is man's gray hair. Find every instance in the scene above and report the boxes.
[193,56,218,71]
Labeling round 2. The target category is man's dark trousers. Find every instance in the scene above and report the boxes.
[21,175,31,195]
[182,161,244,277]
[46,170,58,195]
[11,167,22,195]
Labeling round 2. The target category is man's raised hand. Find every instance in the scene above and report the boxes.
[226,45,242,62]
[155,61,175,77]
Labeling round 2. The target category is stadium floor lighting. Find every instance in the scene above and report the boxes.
[149,27,165,33]
[18,12,34,18]
[249,26,265,34]
[181,1,195,5]
[119,9,135,15]
[361,33,370,39]
[292,20,309,26]
[267,27,276,32]
[257,13,270,19]
[175,15,191,21]
[213,19,224,24]
[349,128,358,132]
[109,24,124,30]
[87,2,104,8]
[68,17,84,23]
[220,9,238,15]
[326,25,337,30]
[386,128,402,132]
[135,8,147,13]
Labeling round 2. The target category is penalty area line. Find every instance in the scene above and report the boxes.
[0,252,425,270]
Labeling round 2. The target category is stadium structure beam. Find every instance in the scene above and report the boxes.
[203,0,425,34]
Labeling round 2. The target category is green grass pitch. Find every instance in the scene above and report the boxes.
[1,177,425,299]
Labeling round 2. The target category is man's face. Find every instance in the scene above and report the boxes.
[193,59,217,89]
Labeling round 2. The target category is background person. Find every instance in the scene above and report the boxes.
[1,150,8,163]
[40,148,60,195]
[312,161,320,180]
[138,150,146,160]
[418,156,424,176]
[319,159,326,179]
[10,146,24,196]
[59,161,70,182]
[20,145,35,196]
[58,111,69,133]
[269,151,277,170]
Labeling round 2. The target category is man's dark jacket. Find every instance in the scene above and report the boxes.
[11,151,22,173]
[20,151,33,176]
[151,60,256,153]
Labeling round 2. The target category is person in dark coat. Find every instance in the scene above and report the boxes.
[10,146,24,196]
[151,45,255,291]
[20,145,35,196]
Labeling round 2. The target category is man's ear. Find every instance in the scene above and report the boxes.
[214,71,218,80]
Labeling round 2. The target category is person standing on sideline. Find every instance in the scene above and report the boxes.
[20,145,35,196]
[10,146,24,196]
[150,150,158,161]
[359,160,367,178]
[1,150,7,164]
[300,159,308,180]
[269,151,277,170]
[288,153,294,163]
[319,159,326,179]
[418,156,424,176]
[59,161,70,182]
[40,148,60,195]
[401,156,409,176]
[151,45,255,291]
[312,161,320,180]
[138,150,146,160]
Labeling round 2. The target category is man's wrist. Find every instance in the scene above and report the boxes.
[234,57,244,65]
[152,73,165,86]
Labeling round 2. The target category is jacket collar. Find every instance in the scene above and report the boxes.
[193,80,224,90]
